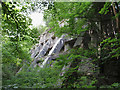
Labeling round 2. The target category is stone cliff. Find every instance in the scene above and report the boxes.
[30,29,77,68]
[29,29,97,77]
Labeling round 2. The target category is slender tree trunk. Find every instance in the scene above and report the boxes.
[112,2,120,33]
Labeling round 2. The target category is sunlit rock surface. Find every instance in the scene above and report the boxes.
[30,29,98,76]
[27,29,99,87]
[30,29,76,68]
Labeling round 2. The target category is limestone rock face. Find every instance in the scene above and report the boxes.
[30,29,98,76]
[74,37,83,47]
[30,30,76,68]
[26,29,100,87]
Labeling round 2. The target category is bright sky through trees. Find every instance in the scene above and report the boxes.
[29,12,46,27]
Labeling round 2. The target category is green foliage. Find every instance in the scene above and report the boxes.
[1,2,41,83]
[2,2,120,89]
[101,36,120,58]
[44,2,92,37]
[37,25,48,35]
[55,48,98,88]
[55,48,95,68]
[2,37,32,64]
[2,66,61,88]
[73,76,97,88]
[2,1,33,60]
[100,83,120,88]
[2,2,32,40]
[2,47,98,88]
[99,2,111,15]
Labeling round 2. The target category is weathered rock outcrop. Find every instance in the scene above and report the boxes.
[29,29,98,77]
[30,29,74,68]
[28,29,120,87]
